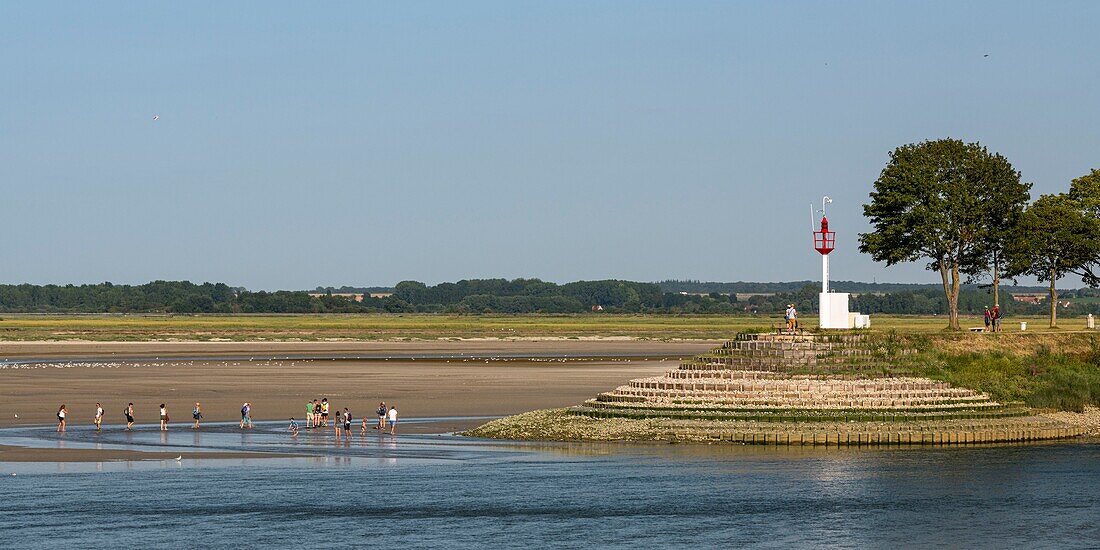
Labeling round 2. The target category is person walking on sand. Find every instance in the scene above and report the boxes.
[387,406,398,435]
[342,408,352,438]
[94,402,104,431]
[334,407,343,437]
[320,398,330,427]
[306,400,315,428]
[377,402,387,430]
[57,405,67,432]
[124,403,135,431]
[192,402,203,429]
[159,404,169,431]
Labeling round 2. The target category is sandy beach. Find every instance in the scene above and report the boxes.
[0,340,715,436]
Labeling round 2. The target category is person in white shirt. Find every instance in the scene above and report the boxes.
[387,406,398,435]
[94,403,104,431]
[785,304,798,332]
[57,405,67,432]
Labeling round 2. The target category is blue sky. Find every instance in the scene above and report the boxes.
[2,2,1097,290]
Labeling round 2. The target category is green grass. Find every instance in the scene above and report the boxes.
[0,312,1087,341]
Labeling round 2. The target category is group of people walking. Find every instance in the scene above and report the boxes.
[55,399,400,436]
[297,398,398,436]
[984,304,1003,332]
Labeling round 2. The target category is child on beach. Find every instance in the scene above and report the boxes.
[124,403,135,431]
[94,403,103,431]
[57,405,66,432]
[360,415,368,435]
[387,406,398,435]
[192,402,203,429]
[159,404,169,431]
[288,417,299,435]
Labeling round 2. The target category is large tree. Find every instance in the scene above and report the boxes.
[859,139,1030,330]
[1068,169,1100,286]
[1006,192,1100,327]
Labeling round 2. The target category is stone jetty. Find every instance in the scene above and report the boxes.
[468,332,1084,445]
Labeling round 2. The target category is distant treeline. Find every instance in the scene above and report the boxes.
[0,279,1097,316]
[657,280,1053,295]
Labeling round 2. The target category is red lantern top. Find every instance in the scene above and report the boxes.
[813,216,835,255]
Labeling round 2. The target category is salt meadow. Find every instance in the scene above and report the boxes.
[1,422,1099,547]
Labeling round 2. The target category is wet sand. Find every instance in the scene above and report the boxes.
[0,341,715,461]
[0,445,293,462]
[0,339,716,361]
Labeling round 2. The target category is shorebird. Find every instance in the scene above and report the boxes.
[175,456,182,461]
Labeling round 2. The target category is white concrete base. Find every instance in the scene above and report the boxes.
[819,292,851,329]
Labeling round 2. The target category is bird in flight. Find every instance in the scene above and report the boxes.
[983,54,990,58]
[153,115,160,121]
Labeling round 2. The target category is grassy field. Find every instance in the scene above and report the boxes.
[0,313,1093,341]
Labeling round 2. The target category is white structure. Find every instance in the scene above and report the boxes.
[812,197,863,329]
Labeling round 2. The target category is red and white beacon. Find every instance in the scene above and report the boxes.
[811,197,867,329]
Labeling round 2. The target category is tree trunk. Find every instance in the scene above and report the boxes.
[950,263,961,331]
[1049,271,1058,328]
[939,259,961,331]
[992,252,1000,308]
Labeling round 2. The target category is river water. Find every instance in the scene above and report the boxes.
[1,422,1098,548]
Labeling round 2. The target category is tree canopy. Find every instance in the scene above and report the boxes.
[859,138,1030,330]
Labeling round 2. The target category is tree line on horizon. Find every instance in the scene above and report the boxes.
[860,138,1100,329]
[1,278,1098,317]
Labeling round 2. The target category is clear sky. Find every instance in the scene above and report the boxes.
[2,2,1097,290]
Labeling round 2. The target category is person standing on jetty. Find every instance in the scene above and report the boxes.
[387,405,398,435]
[785,304,798,333]
[192,402,203,429]
[56,405,67,432]
[124,403,135,431]
[159,404,169,431]
[94,403,104,431]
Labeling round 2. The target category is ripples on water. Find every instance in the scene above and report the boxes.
[1,423,1098,548]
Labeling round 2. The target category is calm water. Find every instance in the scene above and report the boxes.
[1,423,1098,548]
